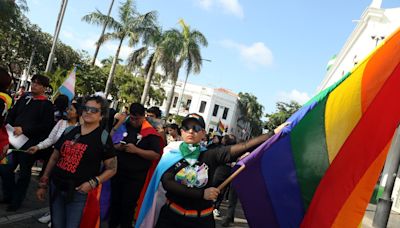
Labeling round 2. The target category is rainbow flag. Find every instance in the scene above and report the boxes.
[58,67,76,101]
[217,120,225,134]
[233,27,400,228]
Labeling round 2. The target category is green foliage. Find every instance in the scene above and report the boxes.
[0,3,81,77]
[238,92,265,137]
[45,67,68,92]
[265,101,301,133]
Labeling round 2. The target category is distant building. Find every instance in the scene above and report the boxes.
[155,80,251,140]
[318,0,400,213]
[319,0,400,91]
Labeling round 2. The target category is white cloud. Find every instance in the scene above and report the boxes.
[277,90,310,105]
[218,0,244,18]
[221,39,273,68]
[79,37,97,51]
[104,43,132,60]
[61,30,74,40]
[195,0,244,18]
[198,0,213,9]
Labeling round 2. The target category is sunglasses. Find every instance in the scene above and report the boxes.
[181,125,203,133]
[82,105,101,114]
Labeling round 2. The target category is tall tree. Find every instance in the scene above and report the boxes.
[265,101,301,133]
[91,0,115,66]
[161,19,208,118]
[238,92,265,137]
[127,26,163,105]
[82,0,158,96]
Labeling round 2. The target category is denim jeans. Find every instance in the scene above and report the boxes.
[50,181,88,228]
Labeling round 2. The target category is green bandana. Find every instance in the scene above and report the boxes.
[179,142,201,166]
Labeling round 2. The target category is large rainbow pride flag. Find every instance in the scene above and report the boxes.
[233,27,400,228]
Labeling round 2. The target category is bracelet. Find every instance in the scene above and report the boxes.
[88,177,99,189]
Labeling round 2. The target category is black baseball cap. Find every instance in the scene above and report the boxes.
[182,113,206,129]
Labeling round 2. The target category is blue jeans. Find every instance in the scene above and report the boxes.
[50,182,88,228]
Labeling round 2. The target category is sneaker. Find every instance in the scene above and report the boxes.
[38,212,51,223]
[213,209,221,217]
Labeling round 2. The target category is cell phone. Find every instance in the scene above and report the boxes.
[120,141,127,145]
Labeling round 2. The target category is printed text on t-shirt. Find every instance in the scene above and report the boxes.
[57,140,88,173]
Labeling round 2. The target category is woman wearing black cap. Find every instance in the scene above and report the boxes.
[136,113,288,228]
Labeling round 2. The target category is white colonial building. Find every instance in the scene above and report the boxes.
[318,0,400,91]
[156,80,251,140]
[318,0,400,213]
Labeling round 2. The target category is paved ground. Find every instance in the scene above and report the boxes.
[1,173,399,227]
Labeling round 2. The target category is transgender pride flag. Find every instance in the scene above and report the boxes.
[58,67,76,101]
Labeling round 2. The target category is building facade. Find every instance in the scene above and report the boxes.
[318,0,400,213]
[318,0,400,91]
[156,80,251,139]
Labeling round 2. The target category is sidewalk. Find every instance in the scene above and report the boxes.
[1,174,400,228]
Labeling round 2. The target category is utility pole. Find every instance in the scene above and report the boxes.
[91,0,115,66]
[45,0,68,73]
[373,125,400,228]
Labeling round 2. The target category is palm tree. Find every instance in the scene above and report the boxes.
[161,19,208,118]
[127,26,163,105]
[82,0,158,96]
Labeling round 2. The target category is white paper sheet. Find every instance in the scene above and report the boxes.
[5,124,29,149]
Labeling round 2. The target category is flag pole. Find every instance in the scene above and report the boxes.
[217,152,250,191]
[217,165,246,191]
[373,124,400,228]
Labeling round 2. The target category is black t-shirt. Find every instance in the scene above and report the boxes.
[161,145,233,211]
[116,123,162,178]
[52,126,116,187]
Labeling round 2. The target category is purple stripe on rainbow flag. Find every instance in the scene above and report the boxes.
[262,135,304,227]
[232,134,281,228]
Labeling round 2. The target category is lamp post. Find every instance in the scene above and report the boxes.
[373,125,400,228]
[175,58,211,115]
[371,35,385,47]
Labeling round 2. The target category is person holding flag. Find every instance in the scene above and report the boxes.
[136,113,288,228]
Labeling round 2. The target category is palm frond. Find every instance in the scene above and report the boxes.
[127,47,148,69]
[82,10,121,31]
[98,32,119,45]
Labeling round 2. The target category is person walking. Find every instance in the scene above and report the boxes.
[5,74,54,211]
[28,102,80,226]
[36,95,117,228]
[109,103,163,228]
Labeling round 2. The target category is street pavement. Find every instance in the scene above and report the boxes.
[1,174,399,227]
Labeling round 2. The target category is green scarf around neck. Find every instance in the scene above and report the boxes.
[179,142,201,164]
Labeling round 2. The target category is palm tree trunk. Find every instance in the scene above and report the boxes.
[164,70,179,119]
[91,0,115,66]
[140,61,155,105]
[175,72,189,115]
[104,38,123,96]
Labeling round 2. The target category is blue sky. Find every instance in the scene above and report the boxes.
[26,0,399,113]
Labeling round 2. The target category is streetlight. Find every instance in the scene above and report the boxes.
[175,58,212,115]
[371,35,385,47]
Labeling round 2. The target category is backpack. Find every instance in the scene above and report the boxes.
[63,126,109,146]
